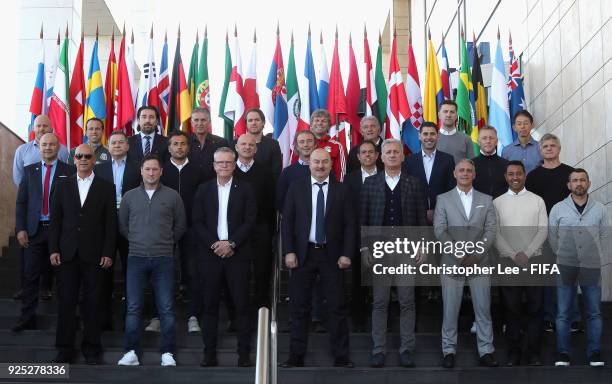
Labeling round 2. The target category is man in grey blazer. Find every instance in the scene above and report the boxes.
[433,159,498,368]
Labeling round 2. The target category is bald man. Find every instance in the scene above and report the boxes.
[281,148,355,368]
[49,144,117,364]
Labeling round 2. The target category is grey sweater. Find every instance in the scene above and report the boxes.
[437,130,475,164]
[119,184,187,258]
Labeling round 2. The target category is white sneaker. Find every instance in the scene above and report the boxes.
[161,352,176,366]
[188,316,201,333]
[145,317,161,332]
[117,350,140,366]
[470,321,476,334]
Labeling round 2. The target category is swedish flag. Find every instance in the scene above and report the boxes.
[84,39,106,136]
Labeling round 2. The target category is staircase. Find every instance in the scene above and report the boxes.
[1,236,611,383]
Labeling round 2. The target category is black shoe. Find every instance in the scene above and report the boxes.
[588,351,604,367]
[333,357,354,368]
[527,353,542,366]
[84,354,102,365]
[52,352,73,364]
[479,353,499,367]
[442,353,455,368]
[555,352,570,367]
[543,321,555,332]
[226,320,236,333]
[507,350,521,367]
[399,351,415,368]
[570,321,584,334]
[200,353,218,367]
[238,354,252,367]
[370,353,385,368]
[40,290,53,301]
[280,355,304,368]
[12,318,36,332]
[12,289,23,300]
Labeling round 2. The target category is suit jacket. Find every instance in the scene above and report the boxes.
[433,188,497,267]
[347,139,384,173]
[282,177,355,266]
[403,150,456,210]
[94,159,141,197]
[234,161,275,225]
[16,161,75,237]
[192,178,257,260]
[49,174,117,264]
[127,133,169,164]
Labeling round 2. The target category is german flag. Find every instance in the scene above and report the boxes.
[167,27,192,134]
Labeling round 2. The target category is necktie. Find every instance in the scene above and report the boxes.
[315,182,327,244]
[41,164,52,216]
[144,135,151,155]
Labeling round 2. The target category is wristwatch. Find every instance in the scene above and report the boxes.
[229,240,237,249]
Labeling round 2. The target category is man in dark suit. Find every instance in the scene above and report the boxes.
[472,126,509,199]
[361,139,428,368]
[346,116,384,173]
[127,106,169,164]
[281,148,355,368]
[343,140,379,332]
[403,122,456,224]
[234,134,275,309]
[188,107,229,181]
[49,144,117,364]
[94,130,141,329]
[13,133,74,332]
[244,108,283,181]
[193,147,256,368]
[276,130,317,211]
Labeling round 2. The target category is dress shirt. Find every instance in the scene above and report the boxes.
[361,167,377,183]
[140,132,155,154]
[298,159,308,165]
[171,157,189,172]
[457,187,473,218]
[440,128,457,136]
[217,178,232,240]
[145,189,155,199]
[76,172,95,207]
[13,140,70,186]
[501,137,542,173]
[112,157,127,208]
[385,171,401,191]
[308,176,329,243]
[237,158,255,173]
[39,159,58,221]
[506,187,527,196]
[422,149,436,183]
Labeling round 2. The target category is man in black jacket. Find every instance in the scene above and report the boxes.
[127,106,169,164]
[188,107,229,180]
[472,125,508,199]
[244,108,282,181]
[276,130,317,211]
[49,144,117,364]
[346,116,384,173]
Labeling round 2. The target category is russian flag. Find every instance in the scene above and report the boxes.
[318,31,329,109]
[28,31,46,140]
[297,30,318,131]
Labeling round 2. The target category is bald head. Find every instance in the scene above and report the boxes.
[235,133,257,162]
[33,115,52,142]
[39,133,59,163]
[309,148,332,181]
[74,144,96,176]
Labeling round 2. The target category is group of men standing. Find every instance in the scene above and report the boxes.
[11,99,608,369]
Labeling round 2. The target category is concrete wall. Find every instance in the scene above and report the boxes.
[0,124,25,249]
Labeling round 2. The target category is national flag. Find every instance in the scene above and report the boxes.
[358,27,380,125]
[423,33,444,125]
[218,32,234,139]
[113,28,136,135]
[127,30,137,114]
[28,25,46,140]
[49,27,69,147]
[374,32,387,131]
[134,26,160,133]
[46,31,61,118]
[263,29,289,166]
[471,37,487,153]
[384,30,410,140]
[508,31,526,141]
[346,34,361,147]
[297,27,318,132]
[243,29,260,109]
[158,32,170,129]
[455,33,476,137]
[104,31,117,143]
[286,34,300,156]
[186,32,199,108]
[68,35,85,148]
[222,27,246,138]
[440,34,452,100]
[490,30,513,151]
[327,28,348,150]
[318,31,329,109]
[402,34,423,153]
[167,27,192,134]
[84,30,107,141]
[195,26,210,110]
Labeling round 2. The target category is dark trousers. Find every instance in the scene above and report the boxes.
[288,245,349,359]
[98,232,128,328]
[20,224,52,321]
[181,230,202,318]
[201,252,251,355]
[55,255,103,357]
[501,285,543,355]
[350,247,367,326]
[252,223,273,309]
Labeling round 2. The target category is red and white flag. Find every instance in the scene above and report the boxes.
[385,31,410,139]
[68,36,85,148]
[134,28,160,133]
[223,27,246,138]
[113,29,135,135]
[243,30,259,110]
[346,34,361,147]
[327,28,348,150]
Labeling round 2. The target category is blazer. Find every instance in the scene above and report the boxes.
[360,171,428,227]
[192,178,257,260]
[402,150,456,210]
[49,174,117,264]
[94,158,142,197]
[433,188,497,267]
[233,161,275,225]
[16,161,75,237]
[127,133,169,164]
[282,177,356,266]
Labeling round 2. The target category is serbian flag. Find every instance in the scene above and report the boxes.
[297,27,318,132]
[423,32,444,125]
[113,28,135,135]
[243,30,260,110]
[223,27,246,138]
[402,35,423,154]
[346,34,362,148]
[28,25,46,140]
[68,36,85,148]
[158,32,170,130]
[318,31,329,109]
[263,29,289,166]
[167,28,192,134]
[327,28,348,150]
[440,35,452,100]
[134,27,160,133]
[385,30,410,140]
[104,32,117,143]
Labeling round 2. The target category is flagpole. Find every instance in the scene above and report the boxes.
[65,23,70,151]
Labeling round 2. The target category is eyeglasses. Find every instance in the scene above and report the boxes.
[75,154,94,160]
[214,161,234,166]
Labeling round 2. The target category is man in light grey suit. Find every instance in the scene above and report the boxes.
[433,159,498,368]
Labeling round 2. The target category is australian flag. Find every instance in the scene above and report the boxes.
[508,34,526,140]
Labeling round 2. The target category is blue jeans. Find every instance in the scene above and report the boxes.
[124,256,176,354]
[543,286,580,323]
[556,266,601,357]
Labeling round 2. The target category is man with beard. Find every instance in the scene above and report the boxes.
[127,106,169,164]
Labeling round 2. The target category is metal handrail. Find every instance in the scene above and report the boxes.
[255,308,269,384]
[270,220,281,384]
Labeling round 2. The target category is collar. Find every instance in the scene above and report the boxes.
[140,131,154,139]
[361,167,377,176]
[311,176,330,185]
[41,159,58,167]
[456,187,473,197]
[112,156,127,165]
[479,149,497,156]
[237,158,255,168]
[512,137,537,146]
[317,134,332,141]
[217,177,233,188]
[77,171,95,182]
[171,157,189,168]
[440,128,457,136]
[385,171,401,180]
[506,187,527,196]
[298,159,308,165]
[422,149,436,159]
[191,132,210,144]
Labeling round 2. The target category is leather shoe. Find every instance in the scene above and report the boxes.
[226,320,236,333]
[238,354,252,367]
[527,353,542,366]
[333,358,354,368]
[12,289,23,300]
[84,354,102,365]
[479,353,499,367]
[399,351,415,368]
[280,355,304,368]
[507,350,521,366]
[52,352,73,364]
[12,318,36,332]
[442,353,455,368]
[200,353,218,367]
[40,290,53,301]
[370,353,385,368]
